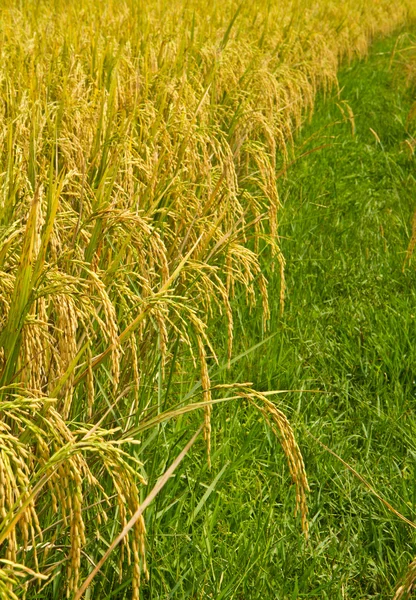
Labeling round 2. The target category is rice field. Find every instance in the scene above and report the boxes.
[0,1,416,598]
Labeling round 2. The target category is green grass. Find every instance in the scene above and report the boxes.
[128,32,416,600]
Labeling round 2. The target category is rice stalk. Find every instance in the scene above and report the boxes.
[394,557,416,600]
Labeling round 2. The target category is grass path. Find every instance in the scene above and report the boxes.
[242,31,416,599]
[139,30,416,600]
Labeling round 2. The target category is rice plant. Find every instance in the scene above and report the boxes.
[0,0,415,597]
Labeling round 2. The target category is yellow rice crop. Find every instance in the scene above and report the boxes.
[394,555,416,600]
[0,0,414,595]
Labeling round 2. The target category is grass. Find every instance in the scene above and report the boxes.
[134,31,416,600]
[1,1,416,598]
[162,31,416,599]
